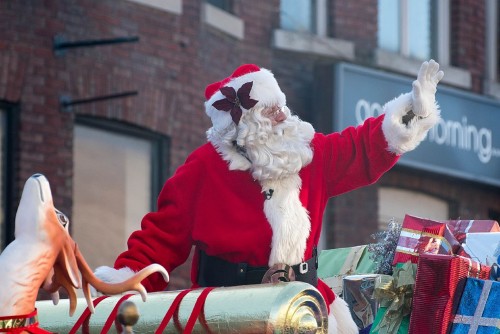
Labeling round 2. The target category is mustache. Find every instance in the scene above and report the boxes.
[242,118,314,180]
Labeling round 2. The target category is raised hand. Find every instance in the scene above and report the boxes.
[412,59,444,118]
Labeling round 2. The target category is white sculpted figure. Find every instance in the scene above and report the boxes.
[0,174,169,332]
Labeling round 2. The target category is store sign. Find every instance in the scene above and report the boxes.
[334,63,500,186]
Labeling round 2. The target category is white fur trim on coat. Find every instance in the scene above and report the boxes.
[382,92,440,155]
[329,297,359,334]
[261,175,310,266]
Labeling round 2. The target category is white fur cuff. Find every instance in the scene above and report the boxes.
[382,92,440,155]
[94,266,136,284]
[329,297,359,334]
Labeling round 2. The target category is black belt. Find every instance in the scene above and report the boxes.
[197,248,318,287]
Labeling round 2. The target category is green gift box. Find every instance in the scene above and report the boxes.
[318,245,376,297]
[371,307,409,334]
[369,262,416,334]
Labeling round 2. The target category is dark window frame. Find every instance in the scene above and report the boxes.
[75,115,170,212]
[1,101,20,249]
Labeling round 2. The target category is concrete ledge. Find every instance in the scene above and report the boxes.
[375,49,471,89]
[272,29,354,60]
[484,80,500,100]
[203,3,244,40]
[126,0,182,14]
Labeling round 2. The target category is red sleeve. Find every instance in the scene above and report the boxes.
[317,279,335,313]
[322,115,400,197]
[114,151,202,292]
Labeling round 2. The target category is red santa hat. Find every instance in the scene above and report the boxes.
[204,64,286,133]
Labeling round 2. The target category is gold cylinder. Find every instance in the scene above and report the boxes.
[36,282,328,333]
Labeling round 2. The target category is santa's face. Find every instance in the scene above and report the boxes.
[261,106,287,126]
[237,106,314,181]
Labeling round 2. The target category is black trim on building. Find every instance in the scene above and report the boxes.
[1,101,20,248]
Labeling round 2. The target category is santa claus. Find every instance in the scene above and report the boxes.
[95,61,443,333]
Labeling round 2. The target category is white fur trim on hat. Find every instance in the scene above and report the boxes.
[382,92,440,155]
[205,66,286,134]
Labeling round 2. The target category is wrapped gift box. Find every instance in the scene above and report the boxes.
[318,245,376,297]
[450,277,500,333]
[392,215,460,265]
[343,274,379,331]
[370,307,409,334]
[461,232,500,265]
[444,219,500,243]
[409,254,491,334]
[370,262,416,334]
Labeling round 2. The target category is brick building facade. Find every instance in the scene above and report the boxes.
[1,0,499,290]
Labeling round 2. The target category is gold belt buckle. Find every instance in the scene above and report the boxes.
[261,263,296,283]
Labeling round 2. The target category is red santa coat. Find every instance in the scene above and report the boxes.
[114,115,399,307]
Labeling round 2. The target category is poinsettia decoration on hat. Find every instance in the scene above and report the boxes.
[212,82,258,125]
[205,64,287,133]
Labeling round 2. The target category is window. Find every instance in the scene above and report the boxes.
[378,187,448,230]
[274,0,353,58]
[279,0,328,36]
[206,0,232,13]
[378,0,434,60]
[376,0,470,88]
[280,0,316,33]
[72,117,168,270]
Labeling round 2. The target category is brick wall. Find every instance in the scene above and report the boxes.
[0,0,286,291]
[275,0,500,251]
[450,0,486,93]
[330,0,378,62]
[2,0,499,293]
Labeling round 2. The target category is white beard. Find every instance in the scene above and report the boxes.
[237,107,314,181]
[207,107,315,266]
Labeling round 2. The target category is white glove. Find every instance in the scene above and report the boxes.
[91,264,169,299]
[411,59,444,118]
[91,266,137,297]
[382,59,444,154]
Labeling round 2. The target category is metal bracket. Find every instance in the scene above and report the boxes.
[53,34,139,56]
[59,91,138,112]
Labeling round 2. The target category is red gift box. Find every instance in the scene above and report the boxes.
[392,215,460,265]
[443,219,500,243]
[408,254,491,334]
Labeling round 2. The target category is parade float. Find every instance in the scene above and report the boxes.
[0,174,329,333]
[1,174,499,333]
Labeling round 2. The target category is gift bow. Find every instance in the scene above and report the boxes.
[372,262,417,334]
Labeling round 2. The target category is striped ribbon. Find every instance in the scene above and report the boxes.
[396,228,453,255]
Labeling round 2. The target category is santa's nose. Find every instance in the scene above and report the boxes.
[274,110,287,124]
